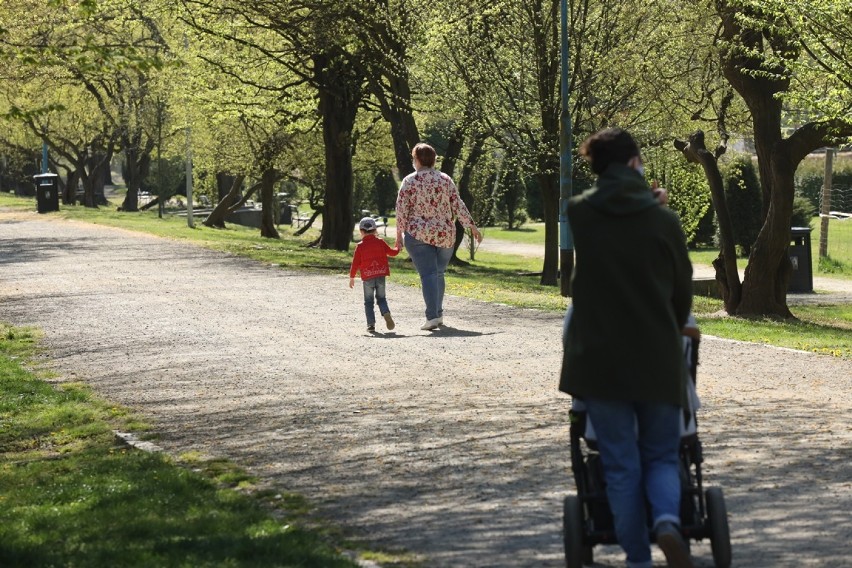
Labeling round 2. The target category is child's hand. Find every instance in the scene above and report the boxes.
[349,277,355,289]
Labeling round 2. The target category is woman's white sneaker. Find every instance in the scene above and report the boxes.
[420,318,441,330]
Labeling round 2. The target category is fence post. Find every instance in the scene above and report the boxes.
[818,148,834,259]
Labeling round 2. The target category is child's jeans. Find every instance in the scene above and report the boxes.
[363,277,390,325]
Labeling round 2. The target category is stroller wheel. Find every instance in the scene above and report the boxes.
[563,495,590,568]
[705,487,732,568]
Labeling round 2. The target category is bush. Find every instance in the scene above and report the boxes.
[791,194,816,227]
[722,155,763,255]
[644,149,713,247]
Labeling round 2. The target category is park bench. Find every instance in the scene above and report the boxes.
[290,205,311,227]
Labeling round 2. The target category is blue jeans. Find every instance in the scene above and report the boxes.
[583,398,682,568]
[404,233,453,321]
[362,277,389,325]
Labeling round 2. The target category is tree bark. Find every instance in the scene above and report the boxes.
[203,174,246,228]
[120,138,153,212]
[314,53,361,250]
[63,169,80,205]
[675,131,742,312]
[259,168,280,239]
[452,134,486,263]
[533,0,560,286]
[537,167,560,286]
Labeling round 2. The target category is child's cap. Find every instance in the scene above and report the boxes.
[359,217,377,231]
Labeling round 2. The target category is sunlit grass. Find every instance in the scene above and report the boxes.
[480,222,547,245]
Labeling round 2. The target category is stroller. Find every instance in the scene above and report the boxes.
[562,333,732,568]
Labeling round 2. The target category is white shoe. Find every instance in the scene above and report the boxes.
[436,317,443,326]
[420,318,441,331]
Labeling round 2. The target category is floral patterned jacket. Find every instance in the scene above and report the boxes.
[395,168,476,248]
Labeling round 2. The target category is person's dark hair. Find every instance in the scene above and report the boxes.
[412,143,437,168]
[579,128,640,175]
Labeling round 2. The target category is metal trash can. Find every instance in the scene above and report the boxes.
[33,173,60,213]
[788,227,813,293]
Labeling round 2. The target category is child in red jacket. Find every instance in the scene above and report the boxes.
[349,217,400,332]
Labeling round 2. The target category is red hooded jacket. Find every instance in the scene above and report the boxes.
[349,234,400,281]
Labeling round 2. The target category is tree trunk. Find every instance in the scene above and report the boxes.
[204,174,245,228]
[259,168,280,239]
[675,131,742,312]
[120,143,152,212]
[64,169,80,205]
[217,172,238,204]
[532,0,560,286]
[440,123,465,179]
[537,168,560,286]
[359,22,420,179]
[315,52,361,251]
[452,135,485,263]
[82,148,112,208]
[737,150,796,317]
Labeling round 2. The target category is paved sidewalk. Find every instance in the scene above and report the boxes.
[1,214,851,567]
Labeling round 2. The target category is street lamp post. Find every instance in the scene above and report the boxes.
[184,33,194,229]
[559,0,574,297]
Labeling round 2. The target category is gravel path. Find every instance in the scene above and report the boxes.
[1,212,851,567]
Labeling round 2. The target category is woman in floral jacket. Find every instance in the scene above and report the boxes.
[395,143,482,330]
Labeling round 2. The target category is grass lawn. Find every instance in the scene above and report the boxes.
[1,192,850,357]
[480,222,547,245]
[0,323,371,568]
[691,297,852,358]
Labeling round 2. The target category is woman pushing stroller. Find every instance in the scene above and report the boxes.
[560,128,694,568]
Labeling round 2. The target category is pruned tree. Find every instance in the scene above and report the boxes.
[675,131,741,312]
[693,0,852,316]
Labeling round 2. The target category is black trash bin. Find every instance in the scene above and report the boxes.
[788,227,813,293]
[275,193,292,225]
[33,173,60,213]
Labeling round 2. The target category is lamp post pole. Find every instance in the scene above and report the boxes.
[184,33,194,229]
[559,0,574,297]
[42,141,49,174]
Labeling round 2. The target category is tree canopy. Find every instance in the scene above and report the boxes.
[1,0,850,315]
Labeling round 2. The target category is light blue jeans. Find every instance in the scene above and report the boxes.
[583,398,682,568]
[362,277,389,326]
[404,233,453,321]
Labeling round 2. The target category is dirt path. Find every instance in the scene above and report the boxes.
[1,212,850,567]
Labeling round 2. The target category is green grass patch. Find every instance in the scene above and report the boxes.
[692,297,852,358]
[480,222,547,245]
[0,322,361,567]
[811,217,852,276]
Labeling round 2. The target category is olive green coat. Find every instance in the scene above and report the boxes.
[560,163,693,407]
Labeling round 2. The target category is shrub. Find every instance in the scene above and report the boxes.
[722,155,763,255]
[791,194,816,227]
[644,149,713,247]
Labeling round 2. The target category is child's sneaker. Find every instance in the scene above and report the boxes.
[367,324,375,332]
[383,312,395,330]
